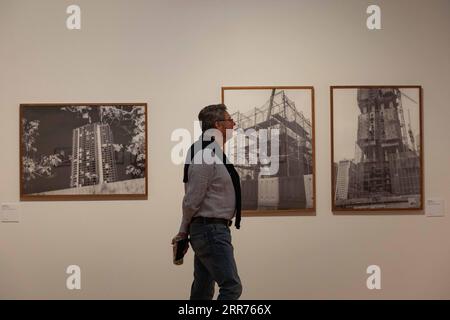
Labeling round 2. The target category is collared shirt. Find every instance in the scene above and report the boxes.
[179,139,236,234]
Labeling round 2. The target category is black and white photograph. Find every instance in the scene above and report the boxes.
[20,103,148,200]
[222,86,315,215]
[331,86,423,211]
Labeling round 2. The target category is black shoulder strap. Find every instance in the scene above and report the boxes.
[183,134,215,183]
[223,154,242,229]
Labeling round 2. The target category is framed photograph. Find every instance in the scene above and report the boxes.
[222,86,315,216]
[20,103,148,201]
[331,86,423,211]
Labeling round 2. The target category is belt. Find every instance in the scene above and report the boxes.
[191,217,232,226]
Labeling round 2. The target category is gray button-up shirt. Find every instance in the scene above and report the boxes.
[179,141,236,234]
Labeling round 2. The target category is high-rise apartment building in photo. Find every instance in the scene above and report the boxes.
[335,159,357,200]
[70,123,117,188]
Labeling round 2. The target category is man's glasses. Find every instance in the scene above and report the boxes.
[217,119,234,122]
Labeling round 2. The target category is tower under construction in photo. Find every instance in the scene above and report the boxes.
[335,88,421,208]
[230,89,313,210]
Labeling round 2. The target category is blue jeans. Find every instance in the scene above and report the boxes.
[189,222,242,300]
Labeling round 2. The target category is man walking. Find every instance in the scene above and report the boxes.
[172,104,242,300]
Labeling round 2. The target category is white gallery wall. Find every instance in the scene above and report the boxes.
[1,0,449,299]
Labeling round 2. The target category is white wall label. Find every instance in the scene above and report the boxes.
[366,5,381,30]
[66,265,81,290]
[66,5,81,30]
[426,199,445,217]
[1,203,20,223]
[366,265,381,290]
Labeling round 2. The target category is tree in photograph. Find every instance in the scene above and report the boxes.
[22,119,62,185]
[101,106,146,178]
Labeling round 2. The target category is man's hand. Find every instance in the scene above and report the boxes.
[171,232,188,245]
[171,232,190,256]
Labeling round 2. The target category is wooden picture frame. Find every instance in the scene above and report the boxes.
[20,103,148,201]
[330,86,423,212]
[222,86,316,216]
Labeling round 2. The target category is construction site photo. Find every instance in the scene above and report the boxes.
[332,87,422,210]
[223,87,315,212]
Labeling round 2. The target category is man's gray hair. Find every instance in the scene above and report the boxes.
[198,104,227,132]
